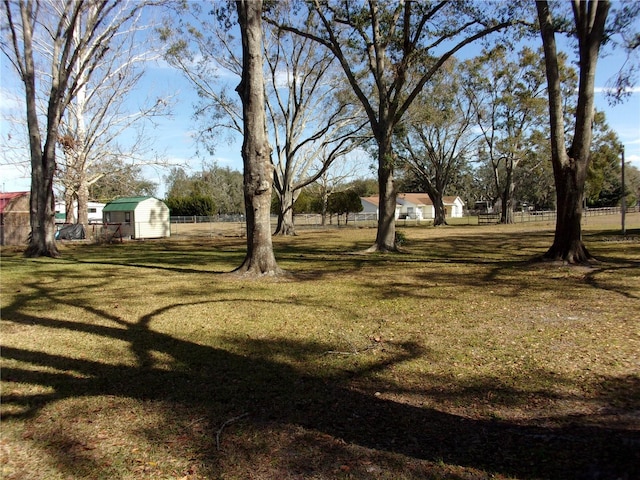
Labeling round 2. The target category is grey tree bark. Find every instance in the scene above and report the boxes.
[234,0,282,276]
[2,0,153,257]
[537,0,609,263]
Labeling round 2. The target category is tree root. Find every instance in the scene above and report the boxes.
[216,413,249,451]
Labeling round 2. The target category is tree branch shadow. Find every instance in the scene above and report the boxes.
[2,283,639,479]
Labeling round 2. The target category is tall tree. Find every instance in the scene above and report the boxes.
[465,45,548,223]
[234,0,281,275]
[396,59,477,226]
[327,189,363,225]
[585,111,624,207]
[164,164,244,214]
[57,13,172,227]
[160,4,367,237]
[1,0,151,257]
[515,129,556,210]
[264,21,368,235]
[270,0,517,251]
[536,0,609,263]
[308,162,371,226]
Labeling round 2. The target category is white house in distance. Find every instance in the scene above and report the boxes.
[102,196,170,239]
[360,193,465,220]
[55,200,105,223]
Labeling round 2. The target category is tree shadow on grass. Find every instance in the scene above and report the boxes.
[41,229,640,300]
[283,228,639,302]
[2,284,639,480]
[353,229,640,301]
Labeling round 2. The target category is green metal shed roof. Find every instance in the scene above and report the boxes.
[102,196,152,212]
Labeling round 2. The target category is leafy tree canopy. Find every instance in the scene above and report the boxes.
[164,164,244,214]
[165,195,216,216]
[88,159,157,202]
[327,190,363,216]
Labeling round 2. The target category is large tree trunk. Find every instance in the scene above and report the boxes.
[77,175,89,228]
[22,10,58,258]
[431,192,447,226]
[545,159,591,262]
[274,187,296,235]
[320,186,330,226]
[422,181,447,226]
[500,160,515,224]
[367,134,397,252]
[234,0,281,276]
[64,189,76,224]
[536,0,609,264]
[72,65,89,229]
[26,150,59,258]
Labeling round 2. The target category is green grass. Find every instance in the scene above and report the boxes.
[1,216,639,479]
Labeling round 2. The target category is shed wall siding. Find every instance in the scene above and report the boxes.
[133,199,170,239]
[0,195,30,245]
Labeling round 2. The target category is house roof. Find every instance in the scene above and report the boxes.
[360,196,380,207]
[397,193,431,206]
[444,195,464,205]
[398,193,464,206]
[103,196,152,212]
[0,192,29,214]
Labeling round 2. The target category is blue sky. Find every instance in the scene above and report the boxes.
[130,31,640,199]
[1,19,639,198]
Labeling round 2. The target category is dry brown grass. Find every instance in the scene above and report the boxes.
[1,214,639,479]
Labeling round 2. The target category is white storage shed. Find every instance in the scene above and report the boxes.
[102,196,170,239]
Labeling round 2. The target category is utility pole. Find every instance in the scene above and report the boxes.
[621,145,626,236]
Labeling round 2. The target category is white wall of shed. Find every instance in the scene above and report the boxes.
[133,199,170,239]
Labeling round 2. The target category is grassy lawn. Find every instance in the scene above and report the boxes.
[1,215,639,479]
